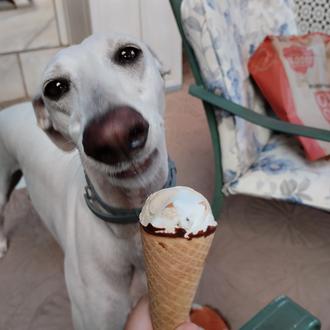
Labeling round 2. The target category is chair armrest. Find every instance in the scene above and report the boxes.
[189,84,330,142]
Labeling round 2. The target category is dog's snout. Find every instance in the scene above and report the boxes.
[82,106,149,165]
[128,123,149,150]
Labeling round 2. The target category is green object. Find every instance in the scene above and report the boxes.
[189,85,330,142]
[240,296,321,330]
[170,0,224,219]
[169,0,330,220]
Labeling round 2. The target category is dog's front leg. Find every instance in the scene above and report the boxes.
[0,205,7,258]
[130,266,147,307]
[70,291,131,330]
[65,261,132,330]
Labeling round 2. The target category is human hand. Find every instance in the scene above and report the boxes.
[125,295,201,330]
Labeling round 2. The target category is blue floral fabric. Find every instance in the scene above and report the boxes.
[181,0,298,180]
[226,134,330,211]
[181,0,330,210]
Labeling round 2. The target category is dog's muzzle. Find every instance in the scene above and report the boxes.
[82,106,149,166]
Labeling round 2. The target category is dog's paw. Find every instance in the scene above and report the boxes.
[0,237,8,258]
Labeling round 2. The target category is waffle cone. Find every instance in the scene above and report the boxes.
[141,228,215,330]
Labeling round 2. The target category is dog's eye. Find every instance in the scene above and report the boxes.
[114,46,141,65]
[43,79,70,101]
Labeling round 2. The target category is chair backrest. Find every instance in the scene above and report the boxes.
[174,0,299,183]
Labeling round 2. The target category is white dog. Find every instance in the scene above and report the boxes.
[0,34,175,329]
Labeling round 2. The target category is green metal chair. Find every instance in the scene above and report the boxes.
[169,1,327,328]
[169,0,330,221]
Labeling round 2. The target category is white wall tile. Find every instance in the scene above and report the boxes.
[54,0,69,45]
[140,0,182,91]
[27,16,60,50]
[63,0,91,44]
[19,47,61,97]
[0,0,60,54]
[88,0,141,38]
[0,54,26,103]
[14,0,30,7]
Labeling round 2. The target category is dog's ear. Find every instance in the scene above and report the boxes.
[147,46,171,79]
[33,94,52,130]
[32,95,75,152]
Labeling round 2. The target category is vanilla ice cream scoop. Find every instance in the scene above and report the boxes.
[139,186,217,239]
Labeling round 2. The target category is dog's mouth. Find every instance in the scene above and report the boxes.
[110,149,158,179]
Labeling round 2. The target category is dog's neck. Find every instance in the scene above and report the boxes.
[83,141,169,213]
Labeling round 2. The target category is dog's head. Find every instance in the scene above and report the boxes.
[33,33,167,180]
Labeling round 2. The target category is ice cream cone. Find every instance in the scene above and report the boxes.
[141,229,215,330]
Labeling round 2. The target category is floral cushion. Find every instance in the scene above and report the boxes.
[181,0,298,183]
[226,134,330,211]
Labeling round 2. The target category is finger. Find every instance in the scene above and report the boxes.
[125,295,153,330]
[176,321,203,330]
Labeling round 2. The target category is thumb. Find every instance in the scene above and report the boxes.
[176,321,203,330]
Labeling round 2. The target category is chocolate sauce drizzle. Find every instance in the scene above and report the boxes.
[142,223,217,240]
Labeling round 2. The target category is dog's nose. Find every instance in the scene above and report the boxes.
[82,106,149,165]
